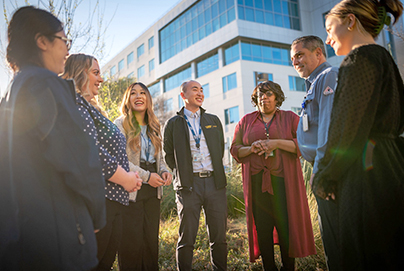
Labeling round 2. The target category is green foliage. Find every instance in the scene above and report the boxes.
[98,76,135,121]
[225,164,245,218]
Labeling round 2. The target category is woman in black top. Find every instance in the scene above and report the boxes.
[314,0,404,270]
[0,6,106,270]
[62,53,142,271]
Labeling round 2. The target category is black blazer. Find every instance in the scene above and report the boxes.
[163,107,226,191]
[0,65,106,270]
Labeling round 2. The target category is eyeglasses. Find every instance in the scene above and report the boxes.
[51,35,72,50]
[257,90,274,98]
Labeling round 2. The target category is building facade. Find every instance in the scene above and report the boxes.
[102,0,404,166]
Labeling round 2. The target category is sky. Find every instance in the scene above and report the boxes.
[0,0,180,96]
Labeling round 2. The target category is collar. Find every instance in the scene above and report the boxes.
[184,108,200,118]
[306,62,332,85]
[177,106,206,117]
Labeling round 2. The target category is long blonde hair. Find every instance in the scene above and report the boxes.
[62,53,107,117]
[120,82,162,155]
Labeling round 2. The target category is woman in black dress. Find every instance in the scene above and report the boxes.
[313,0,404,270]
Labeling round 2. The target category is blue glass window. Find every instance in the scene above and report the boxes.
[255,72,273,85]
[223,72,237,93]
[128,72,134,78]
[159,0,237,63]
[148,36,154,50]
[137,44,144,58]
[118,59,124,72]
[289,76,305,91]
[110,66,116,76]
[127,52,134,66]
[197,53,219,77]
[137,65,145,79]
[237,0,300,30]
[224,106,240,125]
[164,66,192,92]
[224,42,240,65]
[148,81,161,97]
[178,94,184,109]
[326,44,336,58]
[241,41,291,66]
[149,59,155,72]
[202,83,210,98]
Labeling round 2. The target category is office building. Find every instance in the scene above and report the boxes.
[102,0,404,165]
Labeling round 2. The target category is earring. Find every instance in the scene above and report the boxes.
[348,26,353,31]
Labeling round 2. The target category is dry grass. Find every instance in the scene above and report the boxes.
[112,161,327,270]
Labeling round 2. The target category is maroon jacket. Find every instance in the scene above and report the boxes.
[230,110,316,261]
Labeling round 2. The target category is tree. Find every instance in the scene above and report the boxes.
[1,0,114,64]
[98,76,135,121]
[153,95,176,125]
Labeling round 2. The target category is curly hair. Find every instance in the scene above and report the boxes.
[119,82,162,155]
[251,80,285,108]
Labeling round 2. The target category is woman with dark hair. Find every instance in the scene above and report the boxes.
[0,6,106,271]
[230,81,315,271]
[313,0,404,270]
[114,82,172,271]
[62,54,142,271]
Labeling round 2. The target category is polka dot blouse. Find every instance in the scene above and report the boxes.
[76,94,129,205]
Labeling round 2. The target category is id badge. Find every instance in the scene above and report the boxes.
[193,152,204,162]
[302,113,309,132]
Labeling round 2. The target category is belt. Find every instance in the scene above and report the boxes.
[193,171,214,178]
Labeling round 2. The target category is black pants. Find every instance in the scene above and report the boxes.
[251,172,294,271]
[119,163,160,271]
[175,176,227,271]
[93,199,124,271]
[316,196,341,271]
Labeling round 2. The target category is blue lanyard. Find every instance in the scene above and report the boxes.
[184,114,201,149]
[140,130,151,162]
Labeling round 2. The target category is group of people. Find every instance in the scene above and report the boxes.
[231,1,404,271]
[0,0,403,271]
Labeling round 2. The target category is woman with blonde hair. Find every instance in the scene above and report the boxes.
[115,82,172,271]
[62,53,142,271]
[313,0,404,270]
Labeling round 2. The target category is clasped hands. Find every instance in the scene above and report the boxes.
[148,171,173,188]
[251,139,277,159]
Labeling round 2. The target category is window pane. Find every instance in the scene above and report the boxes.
[255,0,263,9]
[228,7,236,22]
[255,10,264,23]
[245,0,253,7]
[202,83,210,98]
[245,7,255,21]
[238,6,245,20]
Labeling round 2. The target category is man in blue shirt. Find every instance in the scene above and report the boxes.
[291,35,340,271]
[163,80,227,271]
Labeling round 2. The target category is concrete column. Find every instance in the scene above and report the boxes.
[160,78,164,94]
[218,47,224,68]
[191,61,196,79]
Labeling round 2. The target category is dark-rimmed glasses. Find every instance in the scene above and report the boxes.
[257,90,274,98]
[51,35,72,50]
